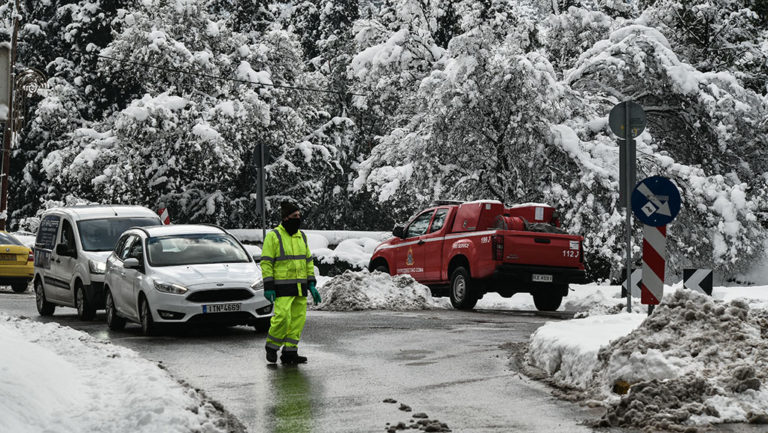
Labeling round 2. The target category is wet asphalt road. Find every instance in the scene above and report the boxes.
[2,288,763,433]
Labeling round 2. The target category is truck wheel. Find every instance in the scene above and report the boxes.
[369,260,389,275]
[533,293,563,312]
[450,266,478,310]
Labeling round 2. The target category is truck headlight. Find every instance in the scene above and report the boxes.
[153,281,188,295]
[89,260,106,274]
[250,280,264,291]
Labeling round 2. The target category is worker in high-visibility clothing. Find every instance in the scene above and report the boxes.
[262,201,321,364]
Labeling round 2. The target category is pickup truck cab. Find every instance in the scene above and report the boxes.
[368,200,587,311]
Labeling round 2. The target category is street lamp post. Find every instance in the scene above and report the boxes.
[0,0,47,230]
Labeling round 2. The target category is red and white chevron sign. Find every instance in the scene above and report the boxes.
[158,208,170,225]
[641,224,666,305]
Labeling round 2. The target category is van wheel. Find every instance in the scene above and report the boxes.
[450,266,478,310]
[374,264,389,274]
[533,293,563,312]
[140,296,156,336]
[35,279,55,316]
[75,283,95,321]
[105,289,126,331]
[11,281,29,293]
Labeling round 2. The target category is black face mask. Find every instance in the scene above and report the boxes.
[283,217,301,235]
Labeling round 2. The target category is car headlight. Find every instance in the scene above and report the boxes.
[89,260,106,274]
[153,281,188,295]
[250,280,264,291]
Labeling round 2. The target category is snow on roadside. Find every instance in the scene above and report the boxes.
[526,290,768,430]
[312,237,381,269]
[311,270,450,311]
[528,313,646,389]
[229,229,389,245]
[0,315,239,433]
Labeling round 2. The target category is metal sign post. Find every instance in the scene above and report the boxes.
[259,142,266,242]
[609,101,646,313]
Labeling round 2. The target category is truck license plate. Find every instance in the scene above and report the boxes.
[532,274,553,283]
[202,303,241,313]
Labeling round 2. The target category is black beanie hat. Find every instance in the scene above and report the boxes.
[280,201,300,220]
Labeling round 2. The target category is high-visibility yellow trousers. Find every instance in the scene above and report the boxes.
[265,295,307,352]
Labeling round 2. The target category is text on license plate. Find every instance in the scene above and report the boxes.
[202,303,241,313]
[532,274,553,283]
[0,253,16,261]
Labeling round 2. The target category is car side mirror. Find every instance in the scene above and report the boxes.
[124,258,141,269]
[55,244,71,256]
[392,225,405,239]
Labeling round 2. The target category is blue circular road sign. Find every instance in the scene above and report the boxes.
[631,176,681,226]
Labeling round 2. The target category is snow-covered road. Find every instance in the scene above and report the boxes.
[1,288,604,433]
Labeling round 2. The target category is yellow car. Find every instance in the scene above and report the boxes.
[0,231,34,292]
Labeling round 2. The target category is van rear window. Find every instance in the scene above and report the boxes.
[77,217,161,251]
[36,215,60,249]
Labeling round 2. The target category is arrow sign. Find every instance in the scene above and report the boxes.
[636,183,671,216]
[621,269,642,298]
[683,269,713,296]
[632,176,681,227]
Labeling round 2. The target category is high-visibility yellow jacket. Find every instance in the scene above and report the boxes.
[261,225,315,297]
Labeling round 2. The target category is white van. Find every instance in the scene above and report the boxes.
[33,205,162,320]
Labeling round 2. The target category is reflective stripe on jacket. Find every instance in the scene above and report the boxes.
[261,225,315,297]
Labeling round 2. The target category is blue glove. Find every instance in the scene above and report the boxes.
[264,289,276,303]
[308,282,321,305]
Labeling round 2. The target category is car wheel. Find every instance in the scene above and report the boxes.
[11,281,29,293]
[105,289,126,331]
[34,279,55,316]
[374,264,389,274]
[253,317,271,332]
[75,283,95,321]
[139,296,156,336]
[449,266,478,310]
[533,293,563,312]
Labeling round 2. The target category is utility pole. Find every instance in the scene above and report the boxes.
[0,0,19,230]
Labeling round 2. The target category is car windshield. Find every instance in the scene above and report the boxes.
[146,234,250,267]
[0,232,23,246]
[77,217,161,251]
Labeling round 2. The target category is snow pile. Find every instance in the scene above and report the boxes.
[312,237,381,269]
[475,283,633,315]
[312,270,449,311]
[528,313,646,389]
[0,315,238,433]
[527,290,768,430]
[230,230,390,270]
[229,229,389,245]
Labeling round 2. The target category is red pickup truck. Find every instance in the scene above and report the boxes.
[368,200,588,311]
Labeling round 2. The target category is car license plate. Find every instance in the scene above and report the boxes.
[0,253,16,261]
[202,303,241,313]
[532,274,553,283]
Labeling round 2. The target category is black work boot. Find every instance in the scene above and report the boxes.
[280,351,308,365]
[266,346,278,363]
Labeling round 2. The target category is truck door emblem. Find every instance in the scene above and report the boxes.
[462,220,468,228]
[406,247,414,265]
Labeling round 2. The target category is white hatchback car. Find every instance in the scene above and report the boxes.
[103,224,272,335]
